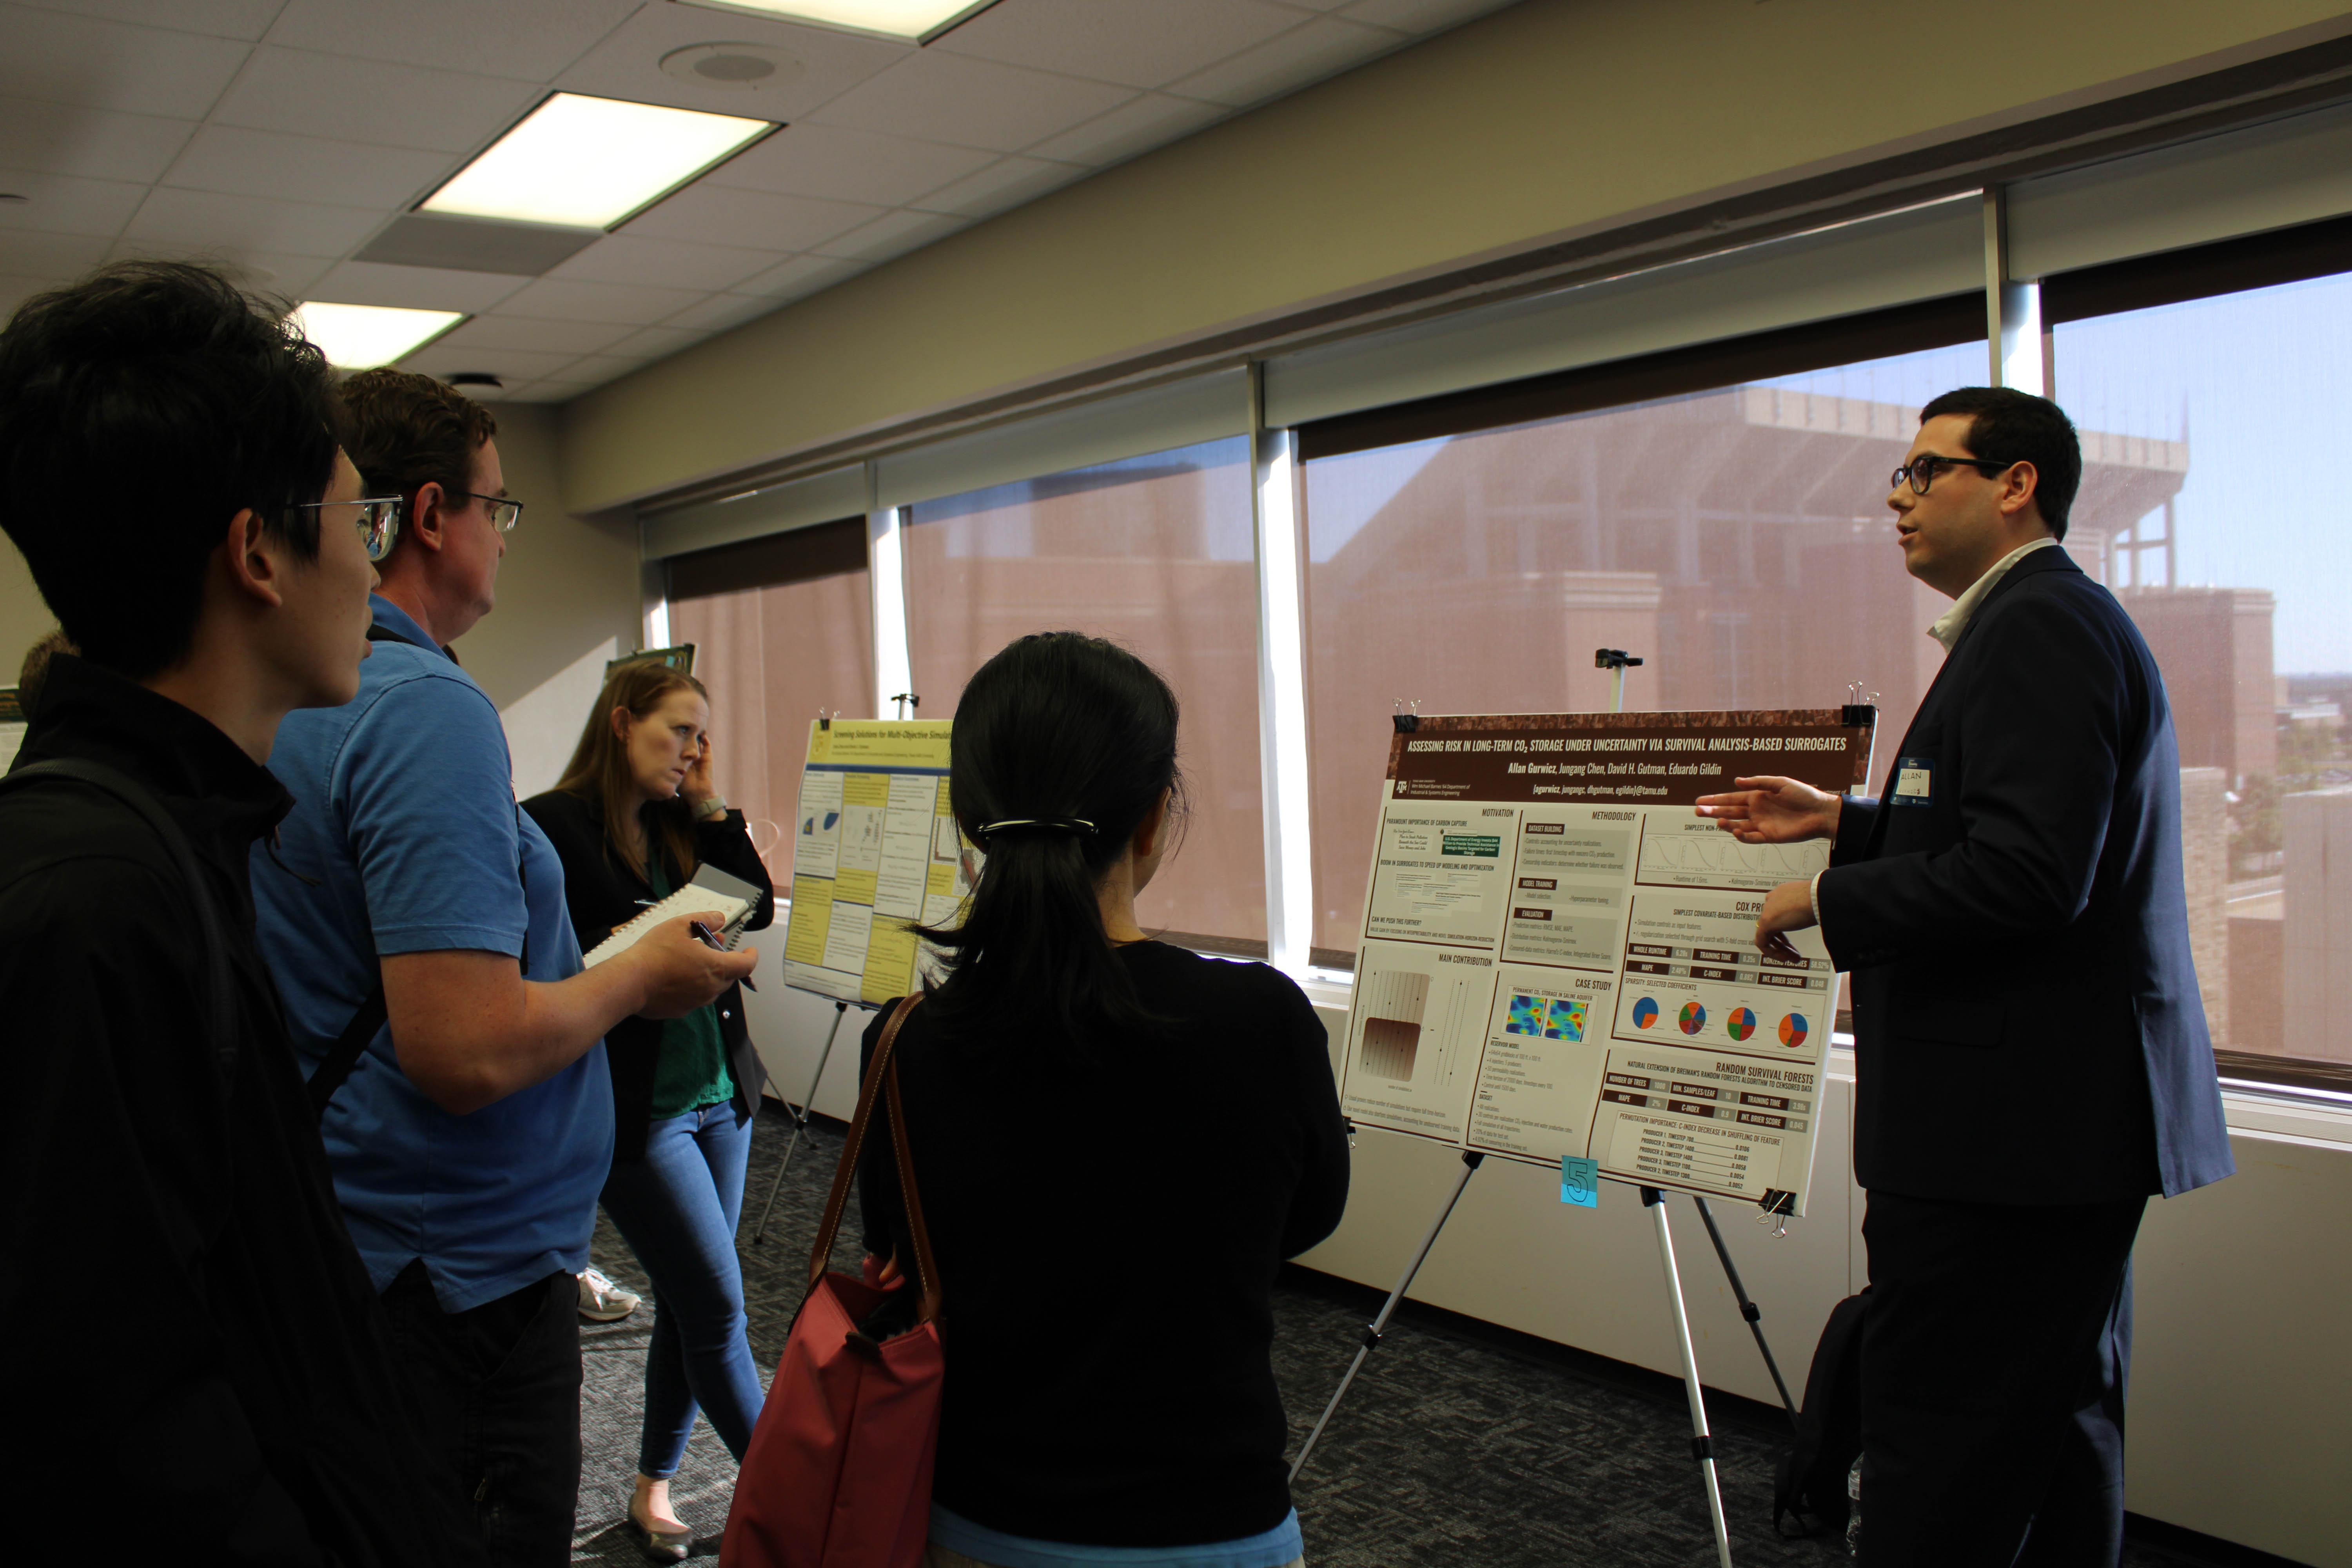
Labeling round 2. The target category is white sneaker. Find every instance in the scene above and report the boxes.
[578,1267,641,1322]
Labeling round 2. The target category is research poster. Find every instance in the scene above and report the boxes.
[1339,710,1876,1215]
[780,719,978,1005]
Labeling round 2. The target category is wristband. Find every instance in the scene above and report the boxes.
[695,795,730,821]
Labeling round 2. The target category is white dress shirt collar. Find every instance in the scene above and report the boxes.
[1927,536,2062,652]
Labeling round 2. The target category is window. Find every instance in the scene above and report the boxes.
[2053,267,2352,1086]
[901,439,1265,944]
[668,517,873,882]
[1299,337,1995,955]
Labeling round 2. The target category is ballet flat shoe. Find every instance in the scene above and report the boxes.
[624,1510,691,1563]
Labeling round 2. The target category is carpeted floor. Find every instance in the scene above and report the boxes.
[568,1105,2254,1567]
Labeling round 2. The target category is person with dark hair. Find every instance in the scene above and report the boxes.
[523,659,775,1560]
[0,261,459,1563]
[1695,385,2232,1564]
[16,626,74,716]
[252,367,757,1565]
[852,631,1349,1568]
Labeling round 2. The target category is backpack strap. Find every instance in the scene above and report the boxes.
[307,981,388,1116]
[808,993,941,1322]
[0,758,239,1086]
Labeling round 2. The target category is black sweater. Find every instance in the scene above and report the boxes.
[520,787,774,1161]
[0,656,455,1565]
[857,943,1349,1546]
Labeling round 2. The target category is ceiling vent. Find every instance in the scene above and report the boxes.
[661,42,804,90]
[354,213,602,277]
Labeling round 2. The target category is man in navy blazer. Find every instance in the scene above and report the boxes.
[1696,387,2233,1565]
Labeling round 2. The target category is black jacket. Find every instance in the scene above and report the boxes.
[1818,547,2236,1204]
[520,786,774,1160]
[0,655,457,1566]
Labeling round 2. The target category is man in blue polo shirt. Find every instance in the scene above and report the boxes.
[255,368,755,1565]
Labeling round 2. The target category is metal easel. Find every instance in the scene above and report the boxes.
[747,996,879,1245]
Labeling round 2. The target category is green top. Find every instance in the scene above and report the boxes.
[644,853,735,1120]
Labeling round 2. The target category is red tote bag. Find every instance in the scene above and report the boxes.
[723,993,943,1568]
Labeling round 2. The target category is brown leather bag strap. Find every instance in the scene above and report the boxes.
[806,992,924,1292]
[884,1056,944,1324]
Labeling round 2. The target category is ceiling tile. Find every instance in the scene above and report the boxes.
[0,270,54,316]
[559,352,657,392]
[433,314,636,355]
[11,0,285,39]
[210,47,541,155]
[1023,93,1230,167]
[101,241,339,298]
[161,125,454,209]
[805,51,1133,154]
[0,227,111,279]
[1166,15,1400,107]
[544,233,782,293]
[602,323,707,360]
[262,0,642,82]
[510,373,602,402]
[733,252,866,304]
[302,258,532,313]
[809,206,967,263]
[932,0,1305,91]
[660,290,779,333]
[402,341,586,381]
[907,155,1087,219]
[490,275,706,326]
[0,6,256,118]
[551,2,909,124]
[620,181,881,253]
[0,168,148,238]
[122,185,383,258]
[1337,0,1516,34]
[704,123,993,207]
[0,97,196,182]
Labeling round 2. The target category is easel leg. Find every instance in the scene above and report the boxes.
[1289,1151,1485,1483]
[1644,1187,1735,1568]
[1690,1196,1799,1428]
[749,1001,849,1245]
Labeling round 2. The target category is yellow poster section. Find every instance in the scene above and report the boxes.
[781,718,958,1005]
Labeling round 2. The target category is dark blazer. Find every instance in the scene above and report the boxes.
[1817,546,2234,1205]
[521,787,775,1162]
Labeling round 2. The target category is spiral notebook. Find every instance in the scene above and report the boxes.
[583,863,763,968]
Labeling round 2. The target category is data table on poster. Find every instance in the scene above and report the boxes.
[1336,709,1875,1215]
[779,719,977,1004]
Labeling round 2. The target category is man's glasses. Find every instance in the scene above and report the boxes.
[291,495,405,562]
[466,492,523,533]
[1891,455,2014,495]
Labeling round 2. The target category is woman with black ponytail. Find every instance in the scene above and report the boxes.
[855,631,1349,1568]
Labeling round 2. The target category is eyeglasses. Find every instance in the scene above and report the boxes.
[290,495,405,562]
[466,492,523,532]
[1891,455,2015,495]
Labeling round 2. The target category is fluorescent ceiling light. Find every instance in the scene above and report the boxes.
[677,0,996,44]
[421,93,771,230]
[292,302,465,369]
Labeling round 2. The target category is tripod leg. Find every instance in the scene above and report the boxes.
[749,1001,849,1245]
[1290,1151,1484,1482]
[1691,1196,1799,1428]
[1644,1187,1734,1568]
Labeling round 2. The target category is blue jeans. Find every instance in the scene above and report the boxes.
[599,1100,766,1478]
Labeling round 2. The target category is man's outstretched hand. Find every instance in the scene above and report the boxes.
[1694,775,1842,844]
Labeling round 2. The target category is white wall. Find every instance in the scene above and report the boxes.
[737,973,2352,1566]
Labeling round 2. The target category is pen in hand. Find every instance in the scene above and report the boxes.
[690,920,757,989]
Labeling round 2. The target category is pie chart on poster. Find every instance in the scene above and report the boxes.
[1726,1006,1757,1041]
[1632,997,1660,1029]
[1678,1000,1706,1035]
[1780,1012,1809,1049]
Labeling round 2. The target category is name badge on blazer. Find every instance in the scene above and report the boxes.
[1891,757,1934,807]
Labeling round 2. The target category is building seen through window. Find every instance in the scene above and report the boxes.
[903,438,1267,945]
[2057,269,2352,1074]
